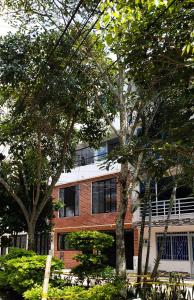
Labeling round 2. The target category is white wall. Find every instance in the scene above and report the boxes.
[56,161,121,186]
[141,225,194,274]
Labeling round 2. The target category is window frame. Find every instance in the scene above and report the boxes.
[92,178,117,214]
[59,185,80,218]
[57,233,75,251]
[156,233,189,261]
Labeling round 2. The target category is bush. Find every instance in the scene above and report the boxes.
[24,285,87,300]
[5,255,63,294]
[88,283,123,300]
[0,270,9,290]
[66,231,114,285]
[23,283,123,300]
[66,231,114,251]
[0,248,36,291]
[0,247,35,269]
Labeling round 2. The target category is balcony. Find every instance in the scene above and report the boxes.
[134,178,194,223]
[149,197,194,220]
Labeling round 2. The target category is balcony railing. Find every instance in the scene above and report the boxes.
[140,197,194,220]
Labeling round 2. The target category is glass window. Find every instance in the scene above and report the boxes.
[92,178,116,214]
[57,233,74,251]
[95,143,107,161]
[75,147,94,166]
[59,186,79,217]
[35,232,50,255]
[157,234,189,260]
[107,138,119,154]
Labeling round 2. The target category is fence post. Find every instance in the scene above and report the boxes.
[41,230,54,300]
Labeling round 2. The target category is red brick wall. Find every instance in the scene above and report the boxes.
[52,173,135,268]
[133,227,139,256]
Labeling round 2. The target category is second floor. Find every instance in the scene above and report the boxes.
[52,174,132,230]
[133,177,194,224]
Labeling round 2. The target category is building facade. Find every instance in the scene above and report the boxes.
[133,178,194,275]
[52,139,138,270]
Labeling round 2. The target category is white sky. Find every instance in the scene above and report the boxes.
[0,17,14,35]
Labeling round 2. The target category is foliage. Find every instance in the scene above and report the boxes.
[66,231,114,251]
[66,231,114,285]
[0,270,9,290]
[134,273,192,300]
[24,283,123,300]
[66,231,113,285]
[0,251,63,294]
[0,28,108,249]
[0,247,35,264]
[0,187,26,236]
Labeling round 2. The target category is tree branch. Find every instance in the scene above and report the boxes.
[95,90,120,138]
[0,176,30,225]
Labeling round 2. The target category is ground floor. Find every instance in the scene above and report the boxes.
[141,225,194,276]
[53,228,138,270]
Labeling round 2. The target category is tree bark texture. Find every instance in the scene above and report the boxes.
[137,179,150,286]
[116,163,129,280]
[151,185,176,279]
[28,223,36,251]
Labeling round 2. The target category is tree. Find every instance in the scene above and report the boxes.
[0,30,108,250]
[91,0,193,287]
[1,0,193,291]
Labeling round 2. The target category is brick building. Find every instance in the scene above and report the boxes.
[52,139,138,270]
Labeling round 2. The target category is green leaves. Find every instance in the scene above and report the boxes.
[66,231,114,251]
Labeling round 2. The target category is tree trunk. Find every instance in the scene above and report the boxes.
[151,185,176,279]
[144,197,152,276]
[116,176,128,279]
[137,179,150,287]
[28,223,36,251]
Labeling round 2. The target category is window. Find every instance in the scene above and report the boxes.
[95,143,107,161]
[35,232,50,255]
[75,147,94,166]
[107,138,119,154]
[92,178,116,214]
[59,186,79,217]
[57,233,74,251]
[157,233,189,260]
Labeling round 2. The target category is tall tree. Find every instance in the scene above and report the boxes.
[0,30,108,250]
[92,0,193,287]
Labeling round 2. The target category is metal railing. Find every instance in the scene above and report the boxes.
[139,197,194,220]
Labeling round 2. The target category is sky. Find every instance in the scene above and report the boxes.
[0,17,13,35]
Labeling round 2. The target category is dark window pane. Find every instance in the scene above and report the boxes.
[75,147,94,166]
[92,183,99,214]
[157,177,173,200]
[110,178,116,212]
[105,180,111,212]
[157,235,172,260]
[96,143,107,161]
[157,234,189,261]
[172,236,188,260]
[57,233,74,250]
[107,138,119,154]
[59,189,65,217]
[92,178,116,214]
[176,185,193,199]
[59,186,79,217]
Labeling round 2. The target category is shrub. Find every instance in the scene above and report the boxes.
[23,283,123,300]
[88,283,123,300]
[66,231,114,251]
[4,255,63,294]
[66,231,114,285]
[0,247,35,269]
[0,270,9,290]
[24,285,87,300]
